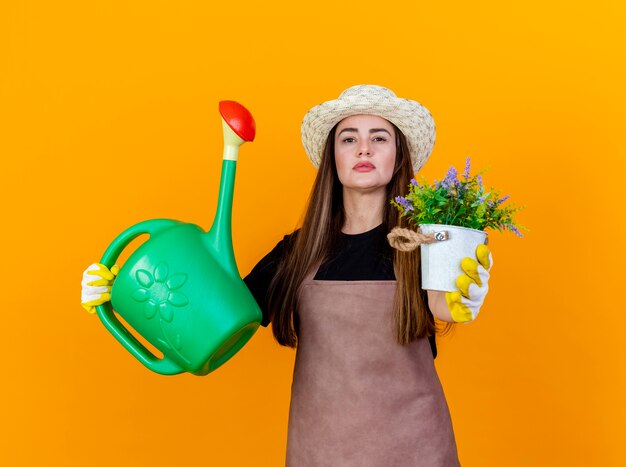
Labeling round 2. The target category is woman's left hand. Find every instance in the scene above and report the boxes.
[446,244,493,323]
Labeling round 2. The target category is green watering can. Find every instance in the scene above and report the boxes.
[96,101,262,376]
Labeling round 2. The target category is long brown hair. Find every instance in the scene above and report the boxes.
[268,122,453,347]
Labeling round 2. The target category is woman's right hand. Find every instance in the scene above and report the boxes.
[81,263,120,314]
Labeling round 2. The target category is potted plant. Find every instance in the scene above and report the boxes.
[389,157,527,291]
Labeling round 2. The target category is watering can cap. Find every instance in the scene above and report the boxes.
[219,101,256,142]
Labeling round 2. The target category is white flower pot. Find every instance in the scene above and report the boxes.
[419,224,488,292]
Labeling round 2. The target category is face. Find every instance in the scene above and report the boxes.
[333,114,397,194]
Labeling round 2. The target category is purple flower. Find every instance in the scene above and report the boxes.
[497,194,510,204]
[433,179,440,189]
[395,196,414,214]
[463,157,471,179]
[441,166,458,189]
[476,174,483,188]
[410,178,419,186]
[504,224,524,238]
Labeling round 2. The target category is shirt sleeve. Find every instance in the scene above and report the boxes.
[243,232,296,327]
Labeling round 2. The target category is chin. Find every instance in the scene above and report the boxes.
[344,183,387,193]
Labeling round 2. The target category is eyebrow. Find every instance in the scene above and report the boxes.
[337,127,392,136]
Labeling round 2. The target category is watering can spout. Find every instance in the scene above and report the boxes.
[205,101,257,278]
[205,160,238,277]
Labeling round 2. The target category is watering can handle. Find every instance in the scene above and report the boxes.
[95,219,185,375]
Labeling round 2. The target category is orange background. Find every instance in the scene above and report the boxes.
[1,1,625,465]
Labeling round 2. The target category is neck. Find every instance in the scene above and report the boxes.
[341,187,386,234]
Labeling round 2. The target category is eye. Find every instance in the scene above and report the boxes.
[342,137,356,143]
[372,136,387,142]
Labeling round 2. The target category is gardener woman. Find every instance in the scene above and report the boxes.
[81,85,493,466]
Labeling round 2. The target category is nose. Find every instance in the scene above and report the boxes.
[358,140,372,157]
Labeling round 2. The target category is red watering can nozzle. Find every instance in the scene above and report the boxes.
[219,100,256,142]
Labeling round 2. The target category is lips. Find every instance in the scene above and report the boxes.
[353,162,375,172]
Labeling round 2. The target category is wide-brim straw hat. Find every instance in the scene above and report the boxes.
[301,84,436,172]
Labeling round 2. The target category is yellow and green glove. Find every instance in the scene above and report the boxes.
[81,263,120,314]
[446,244,493,323]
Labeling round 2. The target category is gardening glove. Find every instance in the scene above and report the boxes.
[445,244,493,323]
[81,263,120,314]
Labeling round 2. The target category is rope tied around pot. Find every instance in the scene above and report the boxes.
[387,227,449,252]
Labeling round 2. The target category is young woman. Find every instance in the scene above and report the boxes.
[82,85,493,466]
